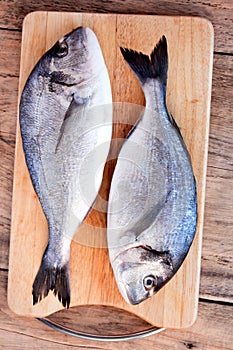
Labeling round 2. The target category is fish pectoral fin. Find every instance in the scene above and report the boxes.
[55,95,89,152]
[64,93,89,122]
[73,93,89,106]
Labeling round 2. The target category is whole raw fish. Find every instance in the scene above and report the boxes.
[107,36,197,305]
[20,27,112,307]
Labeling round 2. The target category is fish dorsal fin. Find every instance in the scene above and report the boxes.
[55,94,89,152]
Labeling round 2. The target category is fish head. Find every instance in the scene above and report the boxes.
[45,27,106,84]
[112,245,174,305]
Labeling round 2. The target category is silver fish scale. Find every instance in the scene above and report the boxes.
[108,106,196,259]
[137,125,195,253]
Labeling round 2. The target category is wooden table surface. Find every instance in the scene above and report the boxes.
[0,1,232,349]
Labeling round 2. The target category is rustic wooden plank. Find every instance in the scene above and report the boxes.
[208,54,233,171]
[0,1,232,53]
[0,270,232,349]
[0,30,20,268]
[0,76,18,141]
[0,75,18,269]
[0,140,14,270]
[0,30,21,78]
[201,167,233,302]
[0,2,232,348]
[199,53,233,302]
[0,33,21,254]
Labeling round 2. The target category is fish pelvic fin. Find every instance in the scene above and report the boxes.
[120,35,168,90]
[32,250,70,308]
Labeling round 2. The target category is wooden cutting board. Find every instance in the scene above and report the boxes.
[8,11,213,328]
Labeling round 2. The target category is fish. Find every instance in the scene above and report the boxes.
[19,26,112,308]
[107,36,197,305]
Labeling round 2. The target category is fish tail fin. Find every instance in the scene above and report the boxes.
[32,248,70,308]
[120,35,168,90]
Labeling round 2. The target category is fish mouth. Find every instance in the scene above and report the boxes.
[71,26,97,48]
[112,248,149,305]
[112,245,173,305]
[117,280,133,304]
[64,26,86,40]
[63,26,90,52]
[117,278,148,305]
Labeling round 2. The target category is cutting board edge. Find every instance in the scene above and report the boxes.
[8,11,214,328]
[22,10,215,33]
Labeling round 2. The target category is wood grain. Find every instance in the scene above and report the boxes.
[1,270,233,349]
[0,30,21,78]
[0,0,232,53]
[0,32,21,268]
[208,54,233,171]
[0,0,232,348]
[200,53,233,302]
[202,169,233,302]
[7,12,213,329]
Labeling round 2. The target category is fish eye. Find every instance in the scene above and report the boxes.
[55,41,68,58]
[143,275,157,291]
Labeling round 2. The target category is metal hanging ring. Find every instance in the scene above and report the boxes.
[37,317,165,342]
